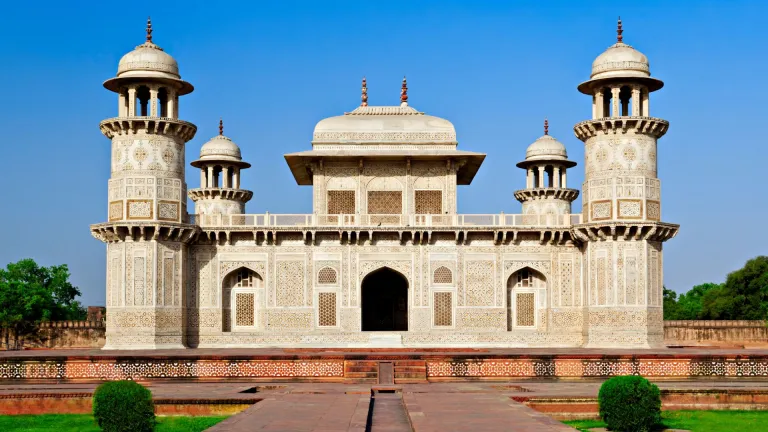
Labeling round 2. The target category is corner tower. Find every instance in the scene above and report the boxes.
[91,19,198,349]
[514,119,579,224]
[189,119,253,220]
[572,19,678,347]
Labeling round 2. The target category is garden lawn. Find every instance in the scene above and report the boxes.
[564,410,768,432]
[0,414,228,432]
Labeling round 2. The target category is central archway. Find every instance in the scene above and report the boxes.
[361,267,408,331]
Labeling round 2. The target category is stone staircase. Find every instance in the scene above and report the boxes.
[344,360,379,383]
[394,359,427,384]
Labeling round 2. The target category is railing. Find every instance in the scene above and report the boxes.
[190,213,582,228]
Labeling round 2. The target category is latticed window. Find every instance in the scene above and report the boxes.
[433,266,452,284]
[236,268,256,287]
[433,292,452,326]
[235,292,255,327]
[327,190,355,214]
[317,267,337,285]
[318,292,337,326]
[367,191,402,214]
[516,269,534,288]
[516,293,535,327]
[415,190,442,214]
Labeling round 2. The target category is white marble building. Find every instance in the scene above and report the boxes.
[91,19,678,349]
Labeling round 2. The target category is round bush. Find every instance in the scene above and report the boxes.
[93,380,155,432]
[598,375,661,432]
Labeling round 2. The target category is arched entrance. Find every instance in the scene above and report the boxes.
[506,267,546,331]
[361,267,408,331]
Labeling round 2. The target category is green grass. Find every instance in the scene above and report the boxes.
[564,410,768,432]
[0,414,228,432]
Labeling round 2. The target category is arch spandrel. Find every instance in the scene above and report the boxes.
[503,261,551,282]
[358,261,412,286]
[219,261,266,284]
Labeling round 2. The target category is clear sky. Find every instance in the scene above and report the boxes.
[1,1,766,306]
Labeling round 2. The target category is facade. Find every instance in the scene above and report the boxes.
[91,19,678,349]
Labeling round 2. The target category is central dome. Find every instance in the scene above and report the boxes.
[312,105,457,145]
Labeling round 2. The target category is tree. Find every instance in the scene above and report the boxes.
[0,259,86,349]
[674,283,720,320]
[662,287,680,320]
[700,256,768,320]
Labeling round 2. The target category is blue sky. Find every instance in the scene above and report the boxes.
[1,1,766,306]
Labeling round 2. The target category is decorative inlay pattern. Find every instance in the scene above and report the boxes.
[158,201,179,221]
[516,293,535,327]
[618,199,642,218]
[109,201,123,221]
[276,261,305,307]
[327,190,355,214]
[465,261,494,307]
[127,200,153,219]
[318,292,337,327]
[434,292,452,326]
[317,267,337,285]
[591,200,611,220]
[433,266,453,284]
[415,190,442,214]
[367,191,402,214]
[647,200,661,221]
[235,293,255,326]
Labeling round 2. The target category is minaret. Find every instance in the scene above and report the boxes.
[189,119,253,220]
[514,119,579,224]
[91,18,198,349]
[573,18,678,347]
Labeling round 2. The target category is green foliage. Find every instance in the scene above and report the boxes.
[699,256,768,320]
[0,259,86,349]
[92,381,155,432]
[662,287,680,320]
[565,410,768,432]
[664,283,721,320]
[598,375,661,432]
[663,256,768,321]
[0,414,227,432]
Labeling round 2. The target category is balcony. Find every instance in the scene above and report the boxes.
[189,213,583,228]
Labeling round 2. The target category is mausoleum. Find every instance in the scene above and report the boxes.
[91,18,678,349]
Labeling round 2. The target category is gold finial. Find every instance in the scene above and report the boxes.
[146,16,153,43]
[400,76,408,105]
[361,76,368,106]
[617,16,623,43]
[544,118,549,135]
[219,118,223,136]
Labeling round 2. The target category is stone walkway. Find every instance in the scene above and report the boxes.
[403,392,572,432]
[3,380,768,431]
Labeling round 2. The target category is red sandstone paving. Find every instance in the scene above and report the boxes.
[3,381,768,430]
[3,347,768,359]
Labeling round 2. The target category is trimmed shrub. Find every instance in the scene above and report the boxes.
[93,380,155,432]
[598,375,661,432]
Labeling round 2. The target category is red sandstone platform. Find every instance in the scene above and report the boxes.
[0,347,767,382]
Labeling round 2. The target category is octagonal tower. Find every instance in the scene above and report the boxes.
[573,19,678,347]
[91,19,198,349]
[514,119,579,224]
[189,119,253,219]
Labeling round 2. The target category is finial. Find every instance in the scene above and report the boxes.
[219,118,223,136]
[400,76,408,106]
[146,16,153,43]
[617,16,623,43]
[544,118,549,136]
[361,76,368,106]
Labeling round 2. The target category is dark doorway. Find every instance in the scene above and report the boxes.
[361,268,408,331]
